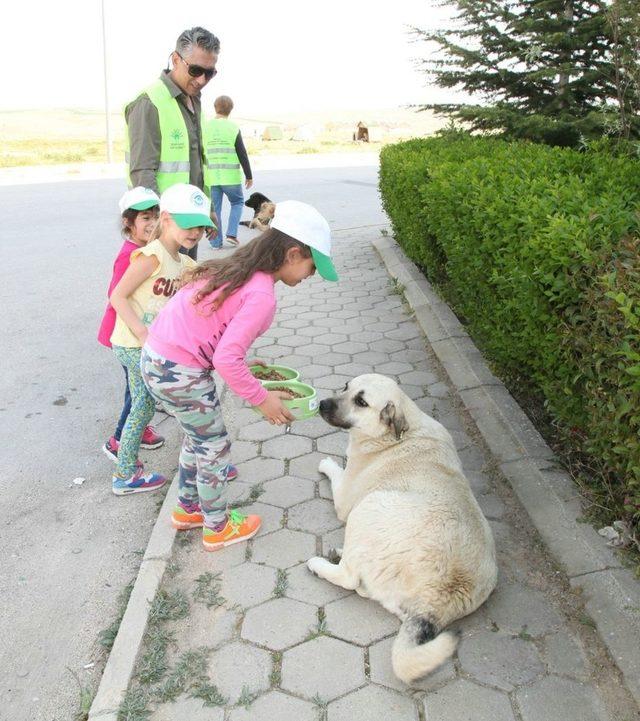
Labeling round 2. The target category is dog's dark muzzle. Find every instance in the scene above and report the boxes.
[319,398,351,429]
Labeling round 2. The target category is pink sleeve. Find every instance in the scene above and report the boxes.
[107,247,134,297]
[212,292,276,405]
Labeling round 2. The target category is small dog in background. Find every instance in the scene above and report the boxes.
[239,192,275,232]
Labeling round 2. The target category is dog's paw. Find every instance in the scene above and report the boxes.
[307,556,326,577]
[318,457,338,477]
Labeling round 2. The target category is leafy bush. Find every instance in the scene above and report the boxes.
[380,136,640,519]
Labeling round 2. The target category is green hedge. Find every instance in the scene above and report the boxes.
[379,137,640,516]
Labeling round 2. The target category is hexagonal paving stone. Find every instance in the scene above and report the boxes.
[288,499,342,535]
[423,678,516,721]
[486,583,564,636]
[316,432,348,456]
[151,695,224,721]
[241,597,318,651]
[314,352,351,366]
[237,457,285,483]
[242,501,284,536]
[238,421,283,442]
[385,323,421,341]
[226,481,256,505]
[262,434,313,460]
[352,350,389,365]
[333,341,369,355]
[477,493,506,520]
[327,685,417,721]
[230,440,260,464]
[515,676,610,721]
[368,635,456,692]
[289,416,334,438]
[375,361,414,376]
[542,631,588,680]
[221,562,277,608]
[250,528,316,568]
[315,332,349,346]
[318,478,332,500]
[314,374,353,391]
[227,691,317,721]
[324,594,400,645]
[285,562,352,605]
[399,369,439,386]
[373,338,406,353]
[258,475,315,508]
[334,362,375,377]
[209,641,271,703]
[290,452,340,480]
[457,630,544,692]
[294,363,333,379]
[281,636,365,700]
[457,445,487,472]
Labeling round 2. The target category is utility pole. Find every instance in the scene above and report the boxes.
[101,0,113,162]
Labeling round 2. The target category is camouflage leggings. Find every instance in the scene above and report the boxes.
[140,346,232,526]
[112,345,155,478]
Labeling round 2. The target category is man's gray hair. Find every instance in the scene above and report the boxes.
[175,27,220,55]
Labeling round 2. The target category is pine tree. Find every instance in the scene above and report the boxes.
[414,0,639,146]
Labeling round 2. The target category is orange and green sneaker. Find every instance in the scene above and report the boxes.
[171,502,204,530]
[202,510,261,551]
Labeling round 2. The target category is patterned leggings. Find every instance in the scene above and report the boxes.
[140,346,232,527]
[112,346,155,478]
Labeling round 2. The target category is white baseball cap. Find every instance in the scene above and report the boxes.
[119,186,160,214]
[160,184,214,229]
[271,200,338,281]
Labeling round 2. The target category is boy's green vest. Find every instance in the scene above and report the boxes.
[202,117,242,187]
[125,79,205,192]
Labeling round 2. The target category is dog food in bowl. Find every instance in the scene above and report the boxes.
[254,380,319,420]
[249,364,300,382]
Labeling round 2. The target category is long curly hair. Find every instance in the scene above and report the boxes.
[182,228,312,310]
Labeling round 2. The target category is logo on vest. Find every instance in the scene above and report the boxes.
[171,128,184,142]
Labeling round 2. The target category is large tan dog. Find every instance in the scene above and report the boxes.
[307,374,498,684]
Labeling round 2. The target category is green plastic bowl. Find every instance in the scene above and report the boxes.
[249,364,300,382]
[259,380,319,420]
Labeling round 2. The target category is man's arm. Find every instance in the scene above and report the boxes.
[125,96,162,192]
[235,132,253,189]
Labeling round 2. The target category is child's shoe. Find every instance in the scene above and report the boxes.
[112,466,166,496]
[202,510,261,551]
[102,436,119,462]
[172,501,204,530]
[226,464,239,481]
[140,425,165,449]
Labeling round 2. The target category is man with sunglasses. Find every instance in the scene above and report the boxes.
[125,27,220,260]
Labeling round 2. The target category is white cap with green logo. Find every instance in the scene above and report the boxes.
[119,186,160,214]
[160,184,214,229]
[271,200,338,281]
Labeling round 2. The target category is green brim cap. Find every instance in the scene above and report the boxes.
[311,247,338,282]
[130,199,159,211]
[171,213,214,229]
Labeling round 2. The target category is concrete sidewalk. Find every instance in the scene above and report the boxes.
[90,227,639,721]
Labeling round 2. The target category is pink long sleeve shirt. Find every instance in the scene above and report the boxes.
[97,239,141,348]
[146,271,276,406]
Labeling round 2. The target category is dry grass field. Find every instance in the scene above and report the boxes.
[0,106,446,167]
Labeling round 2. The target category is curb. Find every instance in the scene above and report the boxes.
[373,236,640,707]
[88,475,179,720]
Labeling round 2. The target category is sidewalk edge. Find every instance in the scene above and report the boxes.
[373,235,640,706]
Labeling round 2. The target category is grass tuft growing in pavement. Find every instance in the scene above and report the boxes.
[192,572,225,608]
[230,482,265,509]
[137,628,175,685]
[237,684,260,709]
[273,569,288,598]
[117,687,151,721]
[270,651,283,687]
[306,608,328,640]
[190,680,228,707]
[148,589,189,624]
[312,693,329,721]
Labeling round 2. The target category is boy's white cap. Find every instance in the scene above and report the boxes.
[119,186,160,213]
[160,184,214,229]
[271,200,338,281]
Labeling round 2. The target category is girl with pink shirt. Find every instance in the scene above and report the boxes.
[97,188,165,462]
[141,200,338,551]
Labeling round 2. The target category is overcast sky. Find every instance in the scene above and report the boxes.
[0,0,463,115]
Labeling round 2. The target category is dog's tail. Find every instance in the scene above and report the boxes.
[391,615,458,684]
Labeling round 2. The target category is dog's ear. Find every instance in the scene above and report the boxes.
[380,401,408,440]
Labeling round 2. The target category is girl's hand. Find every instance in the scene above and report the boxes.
[257,391,295,425]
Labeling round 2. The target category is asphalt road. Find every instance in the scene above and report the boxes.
[0,164,386,721]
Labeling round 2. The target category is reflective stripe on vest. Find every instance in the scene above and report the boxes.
[202,118,242,186]
[125,79,205,192]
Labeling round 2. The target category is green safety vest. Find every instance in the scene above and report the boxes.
[202,118,242,187]
[125,79,205,193]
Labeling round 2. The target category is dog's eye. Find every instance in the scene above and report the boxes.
[354,395,368,408]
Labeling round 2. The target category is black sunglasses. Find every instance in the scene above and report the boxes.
[176,52,217,80]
